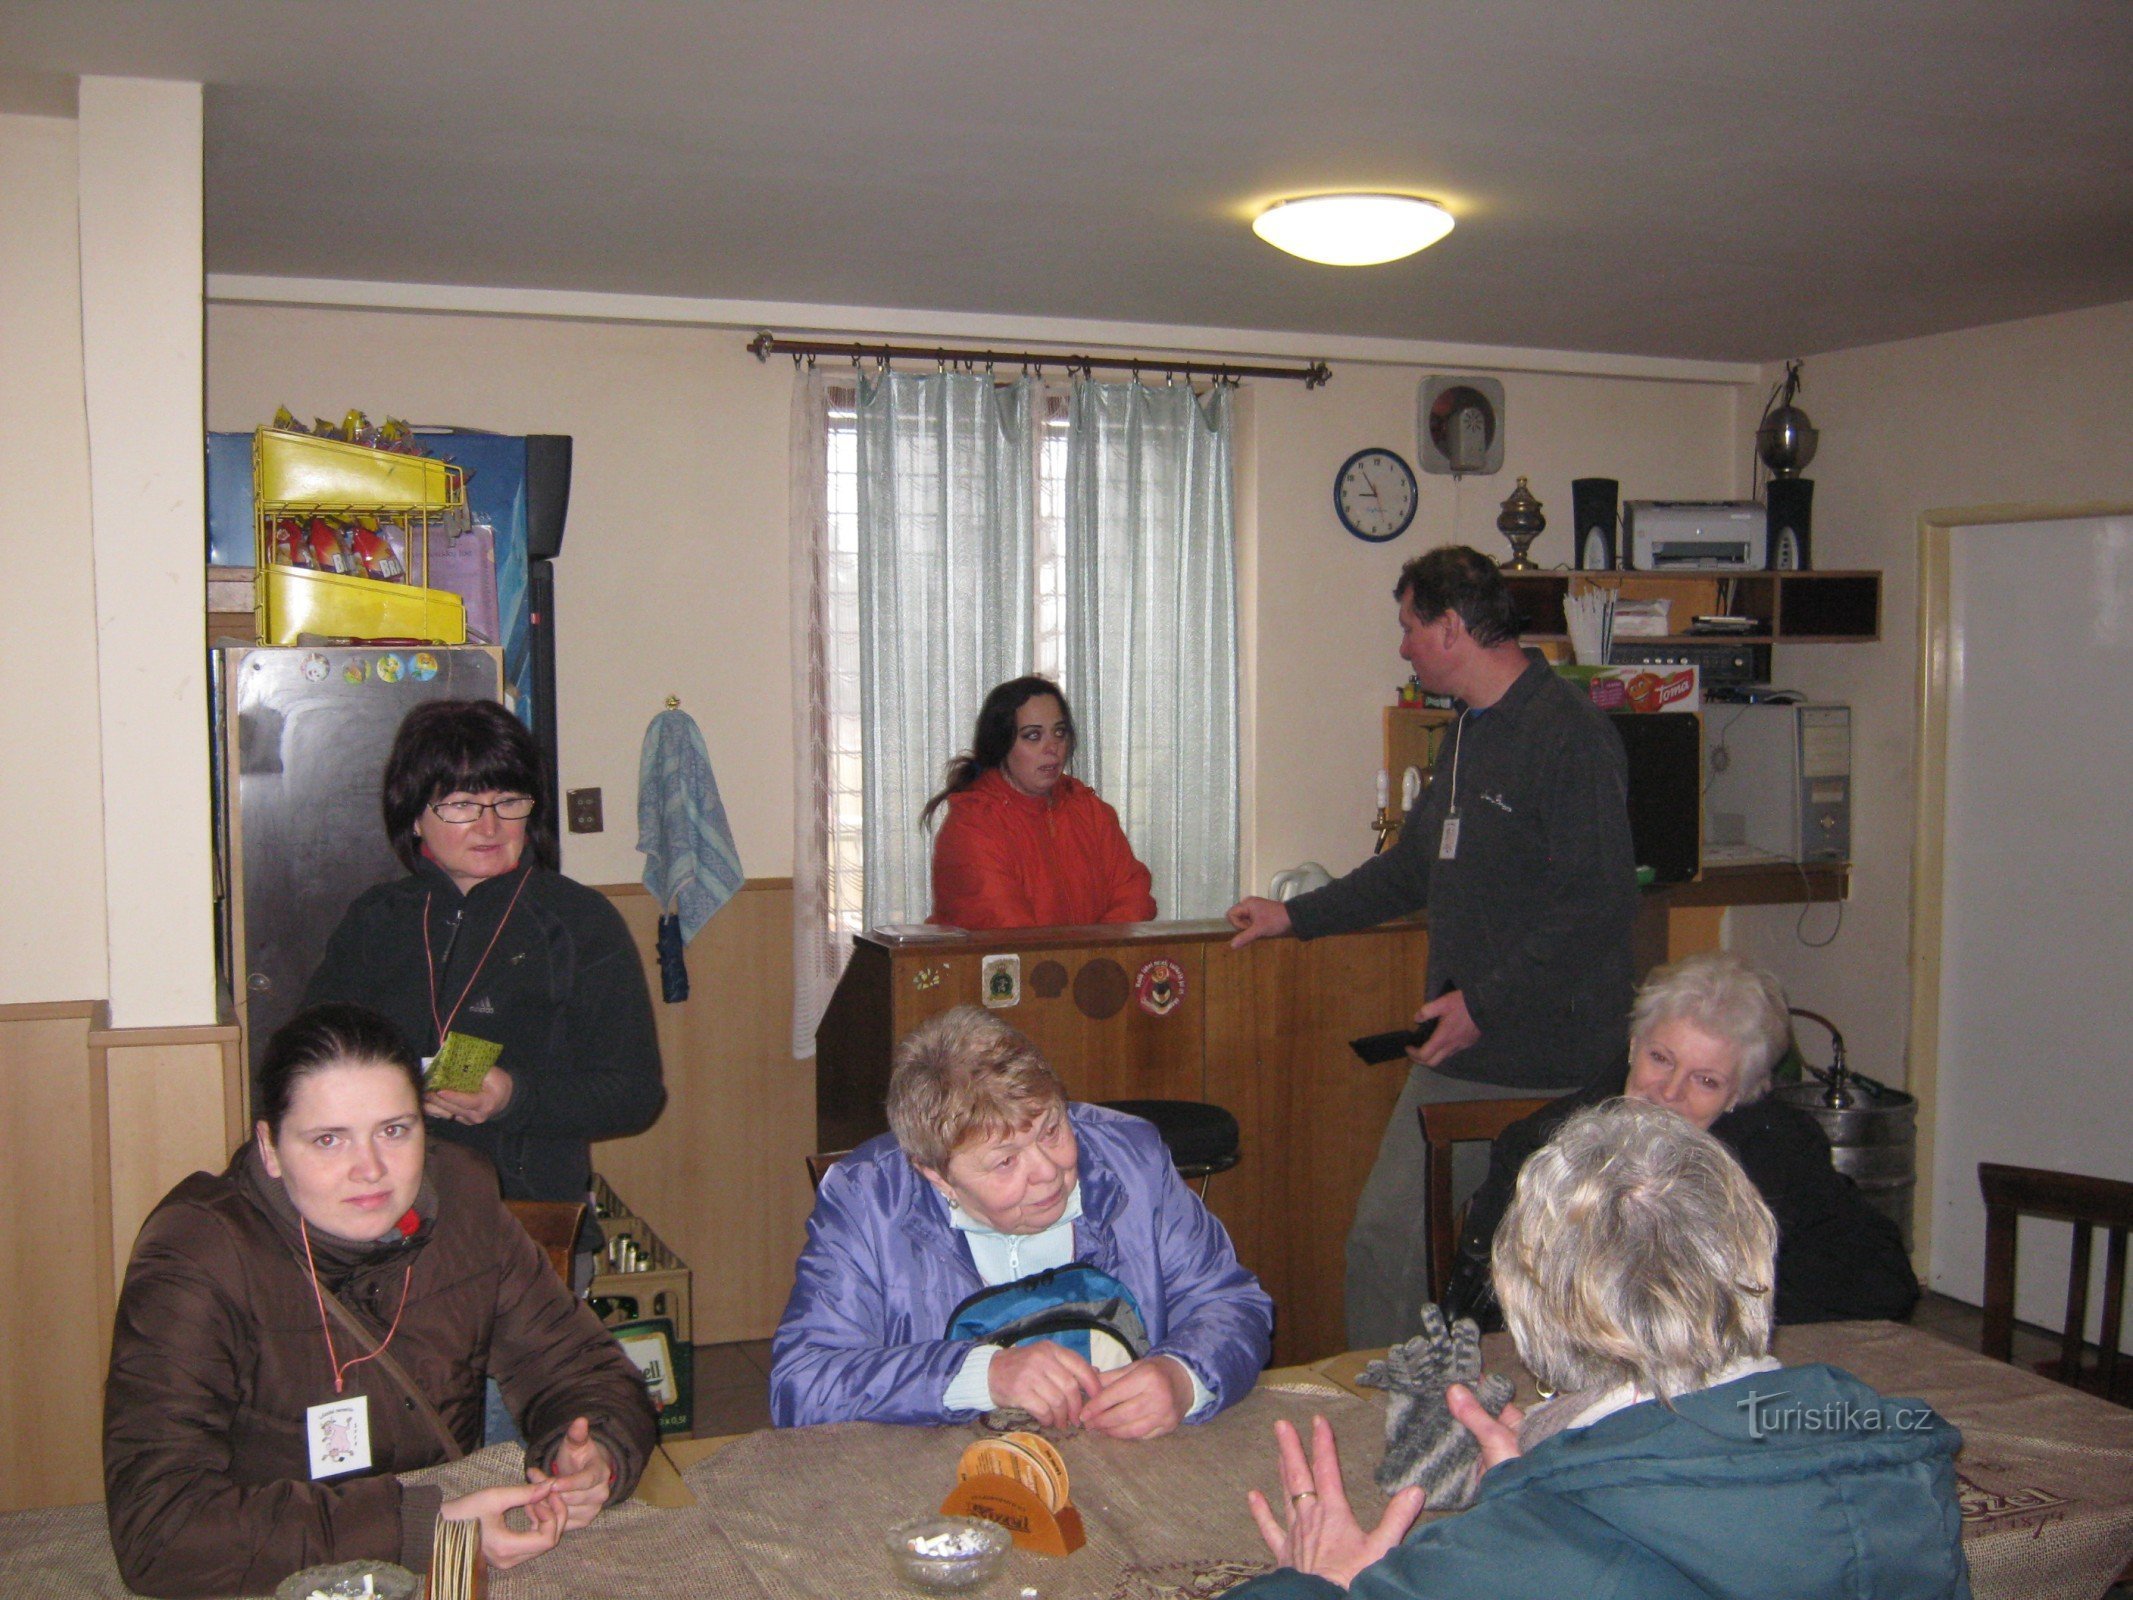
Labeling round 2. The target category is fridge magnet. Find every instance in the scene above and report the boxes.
[342,658,369,685]
[981,953,1022,1009]
[1134,958,1185,1017]
[300,651,330,683]
[409,651,439,682]
[912,964,944,992]
[375,652,404,684]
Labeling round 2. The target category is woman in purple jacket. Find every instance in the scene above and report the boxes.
[771,1006,1273,1435]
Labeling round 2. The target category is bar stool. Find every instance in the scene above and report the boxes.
[1099,1099,1241,1196]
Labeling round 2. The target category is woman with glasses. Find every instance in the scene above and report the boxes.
[305,699,664,1278]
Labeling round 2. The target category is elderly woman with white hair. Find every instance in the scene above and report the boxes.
[770,1005,1272,1436]
[1233,1099,1970,1600]
[1443,950,1917,1328]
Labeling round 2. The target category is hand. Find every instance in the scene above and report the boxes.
[439,1479,566,1570]
[987,1340,1104,1428]
[1226,896,1293,950]
[1409,990,1479,1069]
[1246,1414,1424,1589]
[525,1415,616,1530]
[1081,1355,1194,1440]
[1446,1383,1524,1474]
[426,1066,515,1125]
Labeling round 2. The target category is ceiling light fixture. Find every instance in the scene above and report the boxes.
[1252,194,1454,267]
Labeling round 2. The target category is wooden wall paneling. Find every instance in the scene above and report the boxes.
[595,884,815,1344]
[996,941,1205,1106]
[1253,926,1433,1366]
[1664,905,1728,964]
[93,1018,245,1297]
[1630,896,1672,988]
[1199,942,1275,1326]
[0,1003,111,1511]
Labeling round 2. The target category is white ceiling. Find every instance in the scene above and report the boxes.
[4,0,2129,362]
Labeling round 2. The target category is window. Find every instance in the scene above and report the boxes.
[817,386,1069,941]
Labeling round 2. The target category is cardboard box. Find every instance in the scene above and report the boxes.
[1557,663,1702,715]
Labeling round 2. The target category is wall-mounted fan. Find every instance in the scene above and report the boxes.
[1418,375,1506,477]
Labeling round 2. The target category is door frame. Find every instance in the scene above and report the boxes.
[1905,500,2133,1280]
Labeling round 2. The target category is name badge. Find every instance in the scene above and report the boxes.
[1438,815,1462,861]
[306,1394,372,1479]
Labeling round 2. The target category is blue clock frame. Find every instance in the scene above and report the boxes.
[1334,447,1419,542]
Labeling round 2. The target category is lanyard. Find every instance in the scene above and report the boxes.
[300,1218,413,1395]
[1446,710,1469,817]
[422,869,531,1049]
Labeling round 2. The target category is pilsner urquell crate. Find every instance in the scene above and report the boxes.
[589,1175,695,1436]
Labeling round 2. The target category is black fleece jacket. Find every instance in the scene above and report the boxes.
[306,858,665,1234]
[1287,660,1639,1090]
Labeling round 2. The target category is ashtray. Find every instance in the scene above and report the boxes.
[885,1513,1011,1592]
[274,1562,420,1600]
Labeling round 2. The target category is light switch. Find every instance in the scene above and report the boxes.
[567,788,604,833]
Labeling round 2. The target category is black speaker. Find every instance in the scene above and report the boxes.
[525,435,573,560]
[1766,477,1813,570]
[1571,477,1618,570]
[528,558,561,812]
[1609,710,1702,885]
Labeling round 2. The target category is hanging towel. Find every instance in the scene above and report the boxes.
[636,707,745,954]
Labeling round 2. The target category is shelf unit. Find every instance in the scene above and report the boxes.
[1503,570,1881,646]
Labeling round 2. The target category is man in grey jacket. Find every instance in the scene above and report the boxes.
[1227,546,1637,1347]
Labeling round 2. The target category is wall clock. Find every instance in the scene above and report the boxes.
[1334,447,1419,542]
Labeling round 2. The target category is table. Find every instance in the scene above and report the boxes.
[7,1322,2127,1600]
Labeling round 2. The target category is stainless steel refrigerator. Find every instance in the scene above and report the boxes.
[214,644,503,1085]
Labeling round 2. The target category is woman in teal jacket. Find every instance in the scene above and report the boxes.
[1236,1100,1969,1600]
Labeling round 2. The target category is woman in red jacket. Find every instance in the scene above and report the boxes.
[925,676,1157,929]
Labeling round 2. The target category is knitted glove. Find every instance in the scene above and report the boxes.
[1356,1303,1513,1509]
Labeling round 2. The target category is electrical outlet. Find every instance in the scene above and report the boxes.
[567,788,604,833]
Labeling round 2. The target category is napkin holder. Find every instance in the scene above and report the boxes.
[939,1474,1086,1557]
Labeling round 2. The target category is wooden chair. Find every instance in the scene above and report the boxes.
[505,1198,587,1287]
[806,1150,851,1191]
[1419,1097,1554,1305]
[1979,1162,2133,1405]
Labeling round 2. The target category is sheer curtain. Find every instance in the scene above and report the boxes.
[789,365,849,1056]
[855,369,1039,929]
[1061,379,1239,918]
[790,368,1238,1055]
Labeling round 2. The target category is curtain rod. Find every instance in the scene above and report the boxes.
[748,331,1330,388]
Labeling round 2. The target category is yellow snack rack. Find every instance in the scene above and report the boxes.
[252,428,470,645]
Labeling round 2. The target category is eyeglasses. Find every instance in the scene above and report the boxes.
[428,795,536,824]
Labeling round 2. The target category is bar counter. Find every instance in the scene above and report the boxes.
[816,863,1846,1365]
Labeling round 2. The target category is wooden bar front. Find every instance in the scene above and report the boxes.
[815,865,1846,1367]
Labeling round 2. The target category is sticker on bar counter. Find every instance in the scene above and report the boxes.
[982,953,1022,1009]
[1135,959,1185,1017]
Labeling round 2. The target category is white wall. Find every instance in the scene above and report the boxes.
[77,78,215,1028]
[1728,300,2133,1117]
[0,112,106,1004]
[208,302,1754,892]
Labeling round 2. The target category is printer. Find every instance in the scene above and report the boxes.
[1623,500,1767,570]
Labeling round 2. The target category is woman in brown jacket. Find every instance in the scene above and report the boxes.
[103,1004,658,1599]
